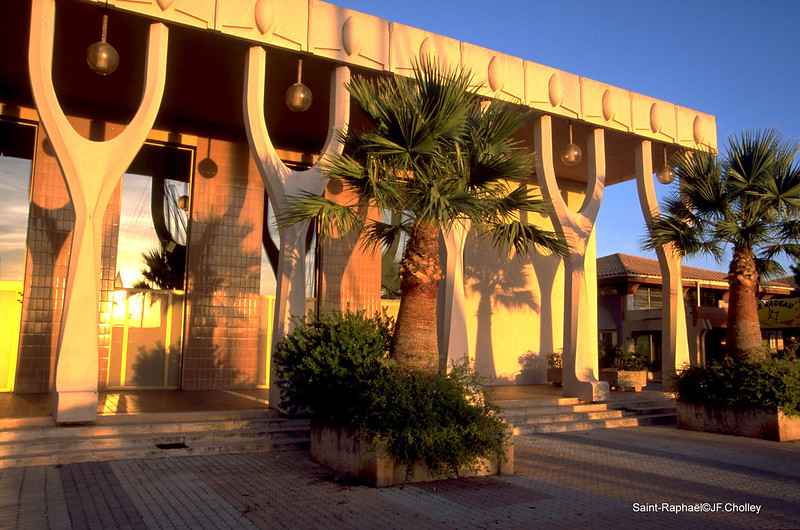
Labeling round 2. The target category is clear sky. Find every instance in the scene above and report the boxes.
[335,0,800,273]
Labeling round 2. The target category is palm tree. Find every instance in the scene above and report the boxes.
[643,129,800,362]
[280,58,568,376]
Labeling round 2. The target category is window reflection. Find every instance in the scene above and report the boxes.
[116,172,189,288]
[0,120,34,283]
[116,143,192,290]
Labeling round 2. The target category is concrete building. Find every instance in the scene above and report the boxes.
[0,0,716,423]
[598,253,797,368]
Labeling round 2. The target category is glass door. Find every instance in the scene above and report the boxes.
[0,119,36,391]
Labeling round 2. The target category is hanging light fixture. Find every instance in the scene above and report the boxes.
[560,121,582,166]
[656,145,676,184]
[86,1,119,76]
[285,58,312,112]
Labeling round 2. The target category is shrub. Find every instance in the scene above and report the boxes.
[273,308,395,424]
[362,359,508,476]
[675,358,800,417]
[274,309,509,477]
[613,348,648,371]
[546,350,562,369]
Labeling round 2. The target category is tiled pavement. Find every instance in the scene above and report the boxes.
[2,424,799,529]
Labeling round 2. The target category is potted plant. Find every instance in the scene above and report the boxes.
[600,347,648,391]
[546,350,562,386]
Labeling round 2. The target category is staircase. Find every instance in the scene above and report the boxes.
[499,394,676,435]
[0,410,311,469]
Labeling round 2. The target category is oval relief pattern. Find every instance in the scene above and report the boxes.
[254,0,275,36]
[548,73,563,107]
[602,89,615,121]
[342,16,362,56]
[650,103,662,134]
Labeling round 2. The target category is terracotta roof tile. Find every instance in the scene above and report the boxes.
[597,253,728,282]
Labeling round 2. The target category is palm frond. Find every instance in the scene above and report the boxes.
[277,193,363,241]
[481,221,568,258]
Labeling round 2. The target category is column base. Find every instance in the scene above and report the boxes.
[564,379,610,402]
[52,389,98,424]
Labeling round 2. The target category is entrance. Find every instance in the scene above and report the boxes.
[106,143,192,389]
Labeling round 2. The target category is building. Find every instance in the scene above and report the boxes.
[598,253,797,368]
[0,0,717,423]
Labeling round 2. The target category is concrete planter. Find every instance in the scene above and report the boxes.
[310,425,514,488]
[677,401,800,442]
[516,368,544,385]
[600,368,647,391]
[546,368,562,386]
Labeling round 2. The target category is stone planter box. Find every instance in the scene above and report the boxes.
[677,401,800,441]
[310,425,514,488]
[516,368,544,385]
[600,369,647,391]
[546,368,562,386]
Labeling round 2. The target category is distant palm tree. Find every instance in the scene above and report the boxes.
[643,129,800,361]
[280,58,567,375]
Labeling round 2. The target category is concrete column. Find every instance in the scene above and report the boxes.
[635,141,690,389]
[534,115,609,402]
[439,219,471,367]
[243,46,349,407]
[28,0,168,423]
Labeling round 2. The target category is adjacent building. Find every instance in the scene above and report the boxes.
[598,253,797,369]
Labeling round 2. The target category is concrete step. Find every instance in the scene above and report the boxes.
[501,402,610,417]
[500,392,677,435]
[0,411,311,469]
[508,409,626,425]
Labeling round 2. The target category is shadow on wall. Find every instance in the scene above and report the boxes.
[464,233,539,383]
[16,199,74,393]
[130,341,183,387]
[183,140,263,389]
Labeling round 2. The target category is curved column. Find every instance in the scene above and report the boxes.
[243,45,350,406]
[439,219,471,368]
[534,115,610,402]
[635,140,690,390]
[28,0,168,422]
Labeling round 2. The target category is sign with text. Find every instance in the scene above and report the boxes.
[758,298,800,329]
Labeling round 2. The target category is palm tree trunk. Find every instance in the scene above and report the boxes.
[391,221,441,376]
[726,244,765,362]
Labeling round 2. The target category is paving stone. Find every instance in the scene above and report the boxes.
[2,424,800,528]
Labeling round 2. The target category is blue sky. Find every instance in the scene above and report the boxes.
[336,0,800,273]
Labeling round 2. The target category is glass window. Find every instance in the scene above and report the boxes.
[633,286,662,310]
[0,120,35,282]
[117,143,192,290]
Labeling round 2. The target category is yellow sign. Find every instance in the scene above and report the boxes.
[758,298,800,329]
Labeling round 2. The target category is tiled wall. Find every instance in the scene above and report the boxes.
[181,137,263,390]
[317,181,382,314]
[15,133,73,393]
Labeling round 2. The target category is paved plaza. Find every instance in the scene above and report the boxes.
[2,424,799,529]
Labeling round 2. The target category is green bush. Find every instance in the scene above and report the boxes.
[675,358,800,416]
[613,348,648,371]
[273,308,395,424]
[274,309,509,476]
[361,359,508,477]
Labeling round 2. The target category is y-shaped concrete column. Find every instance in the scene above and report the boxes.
[243,46,349,407]
[439,219,471,368]
[534,115,609,402]
[28,0,168,423]
[635,141,690,389]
